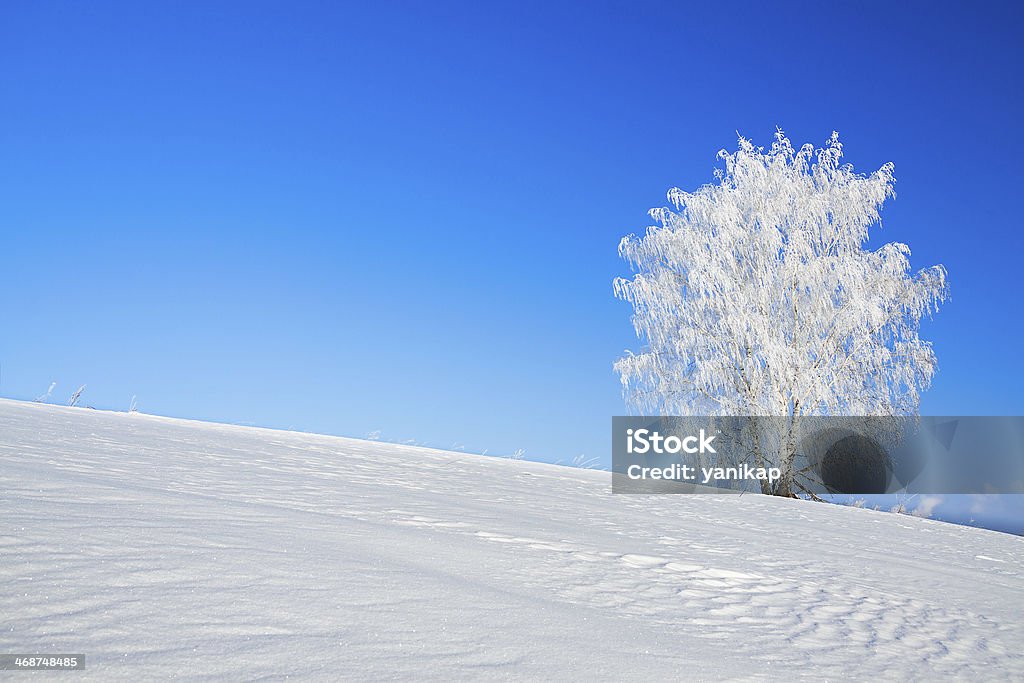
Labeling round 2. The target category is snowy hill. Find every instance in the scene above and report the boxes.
[1,399,1021,680]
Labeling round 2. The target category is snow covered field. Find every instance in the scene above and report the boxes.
[1,399,1021,680]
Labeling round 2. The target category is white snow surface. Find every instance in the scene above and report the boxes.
[1,399,1021,681]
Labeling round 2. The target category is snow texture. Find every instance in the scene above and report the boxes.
[1,399,1021,680]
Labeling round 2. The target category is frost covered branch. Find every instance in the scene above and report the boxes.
[614,130,948,495]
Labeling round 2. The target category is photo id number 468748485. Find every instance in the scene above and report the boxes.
[0,654,85,670]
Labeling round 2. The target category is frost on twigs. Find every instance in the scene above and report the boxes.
[68,385,86,408]
[34,382,56,403]
[614,131,947,494]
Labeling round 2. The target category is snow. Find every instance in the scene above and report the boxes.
[1,399,1021,680]
[614,132,946,473]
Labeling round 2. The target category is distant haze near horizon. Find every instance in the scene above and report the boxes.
[2,2,1023,471]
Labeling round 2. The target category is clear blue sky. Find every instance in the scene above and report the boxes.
[2,1,1022,468]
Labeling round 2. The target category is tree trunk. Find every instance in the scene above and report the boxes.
[774,411,800,497]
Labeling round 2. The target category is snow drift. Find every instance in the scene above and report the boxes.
[1,399,1020,680]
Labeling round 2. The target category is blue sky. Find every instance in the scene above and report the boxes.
[2,1,1023,478]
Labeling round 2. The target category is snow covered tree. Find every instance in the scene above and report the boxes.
[614,130,948,496]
